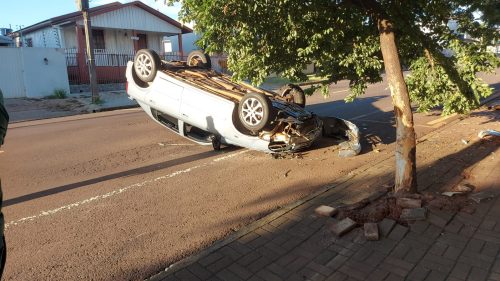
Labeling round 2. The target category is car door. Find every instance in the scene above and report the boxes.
[180,86,229,133]
[149,77,183,118]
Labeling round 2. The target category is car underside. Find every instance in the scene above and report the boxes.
[126,49,361,155]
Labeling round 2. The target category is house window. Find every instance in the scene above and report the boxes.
[26,38,33,47]
[92,29,105,50]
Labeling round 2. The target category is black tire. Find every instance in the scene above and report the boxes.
[279,84,306,108]
[238,92,274,133]
[133,49,161,83]
[187,50,211,68]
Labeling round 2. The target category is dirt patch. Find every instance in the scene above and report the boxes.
[5,97,86,113]
[43,99,85,112]
[337,189,476,226]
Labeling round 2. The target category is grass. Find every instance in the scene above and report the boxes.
[46,88,67,99]
[92,97,104,105]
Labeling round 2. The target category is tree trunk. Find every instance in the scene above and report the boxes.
[377,19,417,193]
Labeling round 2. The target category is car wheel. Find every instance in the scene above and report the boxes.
[133,49,160,83]
[279,84,306,108]
[238,92,274,133]
[187,50,211,68]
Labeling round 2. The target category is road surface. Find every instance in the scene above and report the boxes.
[1,72,498,280]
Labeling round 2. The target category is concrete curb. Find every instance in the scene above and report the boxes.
[146,93,500,281]
[90,104,139,113]
[9,104,139,124]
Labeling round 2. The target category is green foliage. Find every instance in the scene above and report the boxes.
[407,40,498,115]
[92,97,104,105]
[47,88,67,99]
[169,0,499,114]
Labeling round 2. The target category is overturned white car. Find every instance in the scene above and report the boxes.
[126,49,360,155]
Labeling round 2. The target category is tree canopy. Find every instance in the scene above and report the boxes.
[173,0,498,114]
[162,0,499,193]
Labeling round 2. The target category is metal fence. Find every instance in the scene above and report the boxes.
[65,49,229,85]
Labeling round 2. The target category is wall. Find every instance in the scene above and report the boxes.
[0,47,70,98]
[167,32,200,54]
[0,48,25,98]
[63,26,77,49]
[85,5,181,34]
[24,27,63,48]
[63,27,162,54]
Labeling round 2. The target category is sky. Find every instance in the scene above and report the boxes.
[0,0,182,30]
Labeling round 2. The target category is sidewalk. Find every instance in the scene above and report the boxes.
[3,79,314,123]
[4,91,138,123]
[149,102,500,281]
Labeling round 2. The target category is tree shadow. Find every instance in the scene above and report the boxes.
[144,136,499,281]
[469,110,500,126]
[305,95,397,152]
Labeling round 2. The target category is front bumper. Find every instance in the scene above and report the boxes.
[266,116,323,153]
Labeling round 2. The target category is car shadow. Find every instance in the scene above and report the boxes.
[3,146,241,207]
[305,95,396,154]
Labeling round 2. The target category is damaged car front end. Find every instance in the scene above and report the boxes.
[261,100,323,153]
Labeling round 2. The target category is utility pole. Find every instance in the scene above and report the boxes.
[77,0,99,103]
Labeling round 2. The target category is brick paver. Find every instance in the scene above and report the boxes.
[150,105,500,281]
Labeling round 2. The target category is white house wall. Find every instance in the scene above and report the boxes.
[0,48,25,98]
[0,48,69,98]
[79,6,181,34]
[146,34,162,52]
[61,26,162,53]
[63,26,77,49]
[24,27,63,48]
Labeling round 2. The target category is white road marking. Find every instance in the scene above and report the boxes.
[158,143,196,146]
[5,150,248,229]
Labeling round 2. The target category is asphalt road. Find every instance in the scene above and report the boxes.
[1,72,498,281]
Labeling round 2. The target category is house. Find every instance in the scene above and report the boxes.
[13,1,192,87]
[0,35,13,47]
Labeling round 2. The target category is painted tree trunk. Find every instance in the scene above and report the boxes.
[377,19,417,193]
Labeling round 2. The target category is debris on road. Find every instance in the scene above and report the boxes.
[364,223,379,241]
[396,198,422,208]
[442,183,474,197]
[478,129,500,139]
[330,218,357,237]
[284,169,291,178]
[321,117,361,158]
[442,191,464,197]
[469,191,497,203]
[314,205,338,217]
[452,183,474,193]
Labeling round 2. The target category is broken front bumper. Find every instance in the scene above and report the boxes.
[264,116,323,153]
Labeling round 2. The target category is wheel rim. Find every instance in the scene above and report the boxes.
[241,98,264,126]
[135,53,152,78]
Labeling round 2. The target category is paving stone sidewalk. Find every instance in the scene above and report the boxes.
[149,107,500,281]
